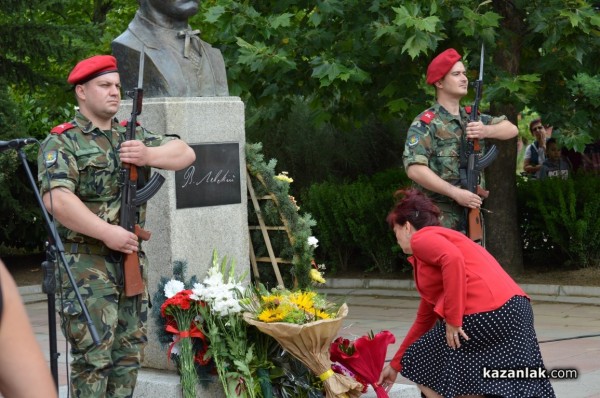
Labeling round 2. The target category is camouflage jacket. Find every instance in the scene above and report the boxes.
[37,111,170,245]
[402,102,506,203]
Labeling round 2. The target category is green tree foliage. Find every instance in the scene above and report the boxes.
[0,0,130,251]
[194,0,599,273]
[195,0,599,145]
[2,0,599,271]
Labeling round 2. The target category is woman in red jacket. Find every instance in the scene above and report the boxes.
[378,189,555,398]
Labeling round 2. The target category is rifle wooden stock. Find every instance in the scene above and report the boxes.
[123,225,151,297]
[468,208,483,242]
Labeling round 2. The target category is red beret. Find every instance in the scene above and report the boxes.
[426,48,462,85]
[67,55,119,85]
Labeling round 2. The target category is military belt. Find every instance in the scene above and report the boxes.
[67,243,111,256]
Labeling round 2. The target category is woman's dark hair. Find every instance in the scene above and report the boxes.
[386,188,441,230]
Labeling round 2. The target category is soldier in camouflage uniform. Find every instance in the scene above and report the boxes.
[37,55,196,398]
[403,48,518,233]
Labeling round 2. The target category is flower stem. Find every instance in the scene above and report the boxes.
[178,335,198,398]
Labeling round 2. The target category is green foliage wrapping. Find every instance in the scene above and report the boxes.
[304,168,411,274]
[517,173,600,268]
[246,142,317,290]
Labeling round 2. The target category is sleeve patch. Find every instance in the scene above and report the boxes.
[44,150,58,167]
[420,111,435,124]
[407,134,420,147]
[50,122,75,135]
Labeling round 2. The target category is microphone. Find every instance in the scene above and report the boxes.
[0,138,37,152]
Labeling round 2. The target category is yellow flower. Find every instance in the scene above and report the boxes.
[274,172,294,184]
[289,291,316,312]
[241,285,341,325]
[309,268,326,284]
[258,307,286,323]
[314,309,331,320]
[262,294,282,307]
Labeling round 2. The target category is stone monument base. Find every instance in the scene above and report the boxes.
[116,97,247,397]
[58,370,421,398]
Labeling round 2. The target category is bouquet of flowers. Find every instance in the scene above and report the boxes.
[192,251,258,398]
[242,285,364,398]
[330,331,396,398]
[159,279,207,398]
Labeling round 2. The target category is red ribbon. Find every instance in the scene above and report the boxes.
[235,377,246,395]
[166,323,206,361]
[372,382,389,398]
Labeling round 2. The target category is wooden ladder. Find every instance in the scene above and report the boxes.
[247,170,295,288]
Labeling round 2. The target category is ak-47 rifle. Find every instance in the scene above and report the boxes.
[120,49,165,296]
[462,43,498,244]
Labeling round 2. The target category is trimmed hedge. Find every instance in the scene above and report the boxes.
[303,168,411,274]
[517,172,600,269]
[305,168,600,275]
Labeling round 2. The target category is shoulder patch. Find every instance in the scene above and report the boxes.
[120,120,141,127]
[407,134,420,148]
[44,150,58,168]
[420,110,435,125]
[51,122,75,135]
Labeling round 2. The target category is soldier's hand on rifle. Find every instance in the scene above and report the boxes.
[452,187,482,209]
[103,224,140,254]
[119,140,149,166]
[465,120,486,140]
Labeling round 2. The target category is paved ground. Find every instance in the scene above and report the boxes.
[19,280,600,398]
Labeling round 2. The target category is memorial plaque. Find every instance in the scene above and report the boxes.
[175,143,241,208]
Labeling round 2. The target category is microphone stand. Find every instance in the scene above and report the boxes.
[17,148,101,390]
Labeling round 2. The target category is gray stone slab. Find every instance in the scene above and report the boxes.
[115,97,248,396]
[362,383,421,398]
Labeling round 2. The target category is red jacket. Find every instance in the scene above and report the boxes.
[390,226,528,371]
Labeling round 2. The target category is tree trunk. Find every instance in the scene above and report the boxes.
[486,1,525,275]
[93,0,113,24]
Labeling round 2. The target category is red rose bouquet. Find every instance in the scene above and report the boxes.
[160,282,207,398]
[330,330,396,398]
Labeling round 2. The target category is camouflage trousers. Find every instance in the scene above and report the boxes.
[436,201,468,234]
[58,252,148,398]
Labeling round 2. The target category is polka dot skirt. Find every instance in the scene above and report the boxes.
[401,296,556,397]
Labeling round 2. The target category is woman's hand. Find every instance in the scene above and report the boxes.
[378,364,399,393]
[446,323,470,349]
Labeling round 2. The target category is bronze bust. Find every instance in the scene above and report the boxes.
[112,0,229,97]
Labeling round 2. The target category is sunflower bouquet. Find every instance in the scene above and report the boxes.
[253,289,334,324]
[242,285,363,398]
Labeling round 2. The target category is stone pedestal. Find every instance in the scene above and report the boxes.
[117,97,248,392]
